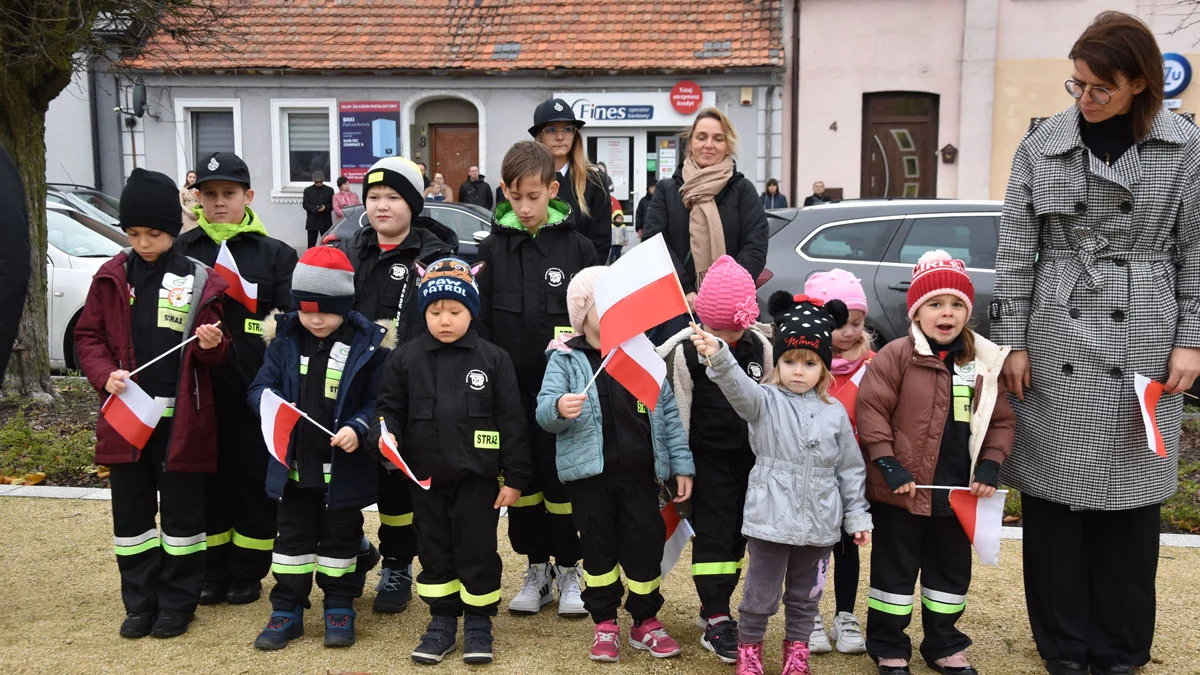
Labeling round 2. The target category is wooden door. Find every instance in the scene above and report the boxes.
[431,124,478,201]
[861,93,939,199]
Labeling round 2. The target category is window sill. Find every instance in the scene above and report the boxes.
[270,189,304,204]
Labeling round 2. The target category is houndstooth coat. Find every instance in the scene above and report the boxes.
[991,106,1200,511]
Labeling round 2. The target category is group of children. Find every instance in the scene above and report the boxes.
[78,136,1014,674]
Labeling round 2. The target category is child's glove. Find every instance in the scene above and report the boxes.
[874,456,915,492]
[972,459,1001,487]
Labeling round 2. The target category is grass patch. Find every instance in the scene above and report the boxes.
[0,379,103,486]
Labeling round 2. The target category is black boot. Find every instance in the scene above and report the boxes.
[1046,659,1088,675]
[411,615,458,664]
[226,580,262,605]
[463,615,494,664]
[119,612,153,639]
[198,580,227,605]
[150,611,194,638]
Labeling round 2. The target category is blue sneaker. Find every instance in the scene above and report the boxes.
[412,615,458,664]
[324,608,357,647]
[254,609,304,650]
[373,562,413,614]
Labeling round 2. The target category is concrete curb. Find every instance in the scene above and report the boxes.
[4,485,1198,548]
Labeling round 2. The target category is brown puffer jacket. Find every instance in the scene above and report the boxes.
[855,325,1016,516]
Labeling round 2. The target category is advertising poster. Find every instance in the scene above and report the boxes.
[339,101,400,182]
[597,137,630,201]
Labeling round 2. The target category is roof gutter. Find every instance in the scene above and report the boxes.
[789,0,800,201]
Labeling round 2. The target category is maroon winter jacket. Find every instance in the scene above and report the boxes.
[75,250,229,471]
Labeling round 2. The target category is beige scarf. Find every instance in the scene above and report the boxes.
[679,155,733,287]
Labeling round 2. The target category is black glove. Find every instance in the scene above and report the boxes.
[874,456,915,491]
[972,459,1001,487]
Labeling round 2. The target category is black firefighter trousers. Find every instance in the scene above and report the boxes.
[506,402,581,566]
[269,482,365,611]
[412,477,503,617]
[690,450,752,618]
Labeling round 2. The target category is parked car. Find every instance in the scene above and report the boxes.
[757,199,1002,345]
[45,204,127,370]
[322,202,492,263]
[47,183,121,229]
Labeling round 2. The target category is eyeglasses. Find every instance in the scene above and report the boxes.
[1064,79,1125,105]
[541,125,577,138]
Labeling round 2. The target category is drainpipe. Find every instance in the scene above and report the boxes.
[87,61,102,190]
[789,0,800,200]
[765,85,776,185]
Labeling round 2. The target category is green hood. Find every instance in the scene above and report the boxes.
[493,198,571,237]
[194,205,270,244]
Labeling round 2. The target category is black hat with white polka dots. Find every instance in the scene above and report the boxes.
[766,290,848,369]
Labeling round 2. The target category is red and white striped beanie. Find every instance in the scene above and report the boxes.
[906,249,974,319]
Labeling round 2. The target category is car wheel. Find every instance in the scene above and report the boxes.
[64,311,81,371]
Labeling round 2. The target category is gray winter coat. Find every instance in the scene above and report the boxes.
[992,106,1200,510]
[705,342,872,547]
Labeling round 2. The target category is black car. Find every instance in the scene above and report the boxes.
[323,202,492,263]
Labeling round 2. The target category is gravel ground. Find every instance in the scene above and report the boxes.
[1,498,1198,674]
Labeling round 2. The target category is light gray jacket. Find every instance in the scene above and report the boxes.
[706,342,872,547]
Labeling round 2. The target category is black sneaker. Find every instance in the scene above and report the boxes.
[700,616,739,664]
[463,615,494,664]
[198,580,227,605]
[411,616,457,664]
[150,611,194,638]
[226,580,262,605]
[119,612,153,639]
[373,563,413,614]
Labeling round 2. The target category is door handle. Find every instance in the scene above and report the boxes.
[887,281,911,291]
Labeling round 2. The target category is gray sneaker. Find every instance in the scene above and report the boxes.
[809,614,833,654]
[830,610,867,654]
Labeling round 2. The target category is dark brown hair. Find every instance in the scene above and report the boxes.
[501,141,556,191]
[1069,11,1164,139]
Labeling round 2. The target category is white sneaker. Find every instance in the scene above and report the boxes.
[508,563,554,614]
[809,614,833,654]
[555,564,587,617]
[830,611,867,654]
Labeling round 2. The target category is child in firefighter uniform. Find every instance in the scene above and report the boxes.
[174,151,299,605]
[374,258,533,665]
[247,246,390,650]
[74,169,230,639]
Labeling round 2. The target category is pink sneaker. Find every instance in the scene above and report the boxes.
[589,620,620,662]
[782,640,811,675]
[736,641,765,675]
[628,617,681,658]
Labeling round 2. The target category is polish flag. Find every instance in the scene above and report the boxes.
[259,389,301,467]
[604,333,667,412]
[101,378,166,449]
[1134,374,1168,458]
[659,502,695,579]
[948,490,1007,566]
[214,241,258,313]
[378,418,432,490]
[595,234,689,356]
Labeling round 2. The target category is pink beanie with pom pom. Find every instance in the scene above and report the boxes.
[694,255,759,330]
[804,268,868,314]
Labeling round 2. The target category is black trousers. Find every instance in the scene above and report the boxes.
[412,477,502,617]
[690,451,752,618]
[110,422,207,615]
[1022,494,1159,668]
[866,502,972,663]
[568,474,666,624]
[506,404,580,566]
[204,393,277,585]
[269,482,365,611]
[376,465,416,568]
[831,529,861,614]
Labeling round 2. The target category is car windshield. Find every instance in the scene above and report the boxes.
[74,189,121,219]
[47,210,123,258]
[423,205,490,240]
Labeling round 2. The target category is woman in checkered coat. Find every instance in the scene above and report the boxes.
[990,12,1200,675]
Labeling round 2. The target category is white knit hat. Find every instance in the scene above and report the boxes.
[363,156,425,218]
[567,266,608,334]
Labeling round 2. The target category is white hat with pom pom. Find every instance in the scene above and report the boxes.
[906,249,975,319]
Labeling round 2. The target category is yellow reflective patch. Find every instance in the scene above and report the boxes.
[554,326,574,338]
[244,318,263,335]
[157,307,187,332]
[953,397,970,422]
[637,401,648,414]
[368,171,384,183]
[474,430,500,449]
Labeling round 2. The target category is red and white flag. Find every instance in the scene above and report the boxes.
[1134,373,1168,458]
[948,490,1006,566]
[603,333,667,412]
[101,378,166,449]
[595,233,688,356]
[259,389,301,467]
[214,241,258,313]
[850,362,868,387]
[378,418,432,490]
[659,502,695,579]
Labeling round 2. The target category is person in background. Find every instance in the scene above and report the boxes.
[423,172,453,202]
[303,171,335,248]
[760,179,788,209]
[635,184,655,233]
[803,181,832,206]
[180,170,200,232]
[597,162,615,194]
[458,165,494,211]
[608,212,627,265]
[332,176,361,221]
[416,162,432,189]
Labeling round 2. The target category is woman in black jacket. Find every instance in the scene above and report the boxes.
[642,107,769,333]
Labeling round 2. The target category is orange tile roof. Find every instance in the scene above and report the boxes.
[127,0,784,73]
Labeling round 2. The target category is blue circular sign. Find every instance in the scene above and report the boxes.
[1164,53,1192,98]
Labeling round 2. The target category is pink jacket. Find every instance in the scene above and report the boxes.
[333,189,361,220]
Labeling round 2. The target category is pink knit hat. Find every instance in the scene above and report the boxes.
[804,268,868,314]
[567,266,609,334]
[695,255,759,330]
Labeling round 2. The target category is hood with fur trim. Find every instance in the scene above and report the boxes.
[262,308,397,350]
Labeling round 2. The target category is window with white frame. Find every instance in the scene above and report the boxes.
[173,99,242,185]
[192,111,235,162]
[270,99,338,197]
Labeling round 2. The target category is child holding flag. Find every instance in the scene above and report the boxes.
[655,255,772,664]
[246,246,390,650]
[477,141,598,617]
[175,151,299,606]
[691,291,872,675]
[855,250,1014,675]
[536,266,694,663]
[75,168,229,639]
[802,269,876,655]
[374,258,532,665]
